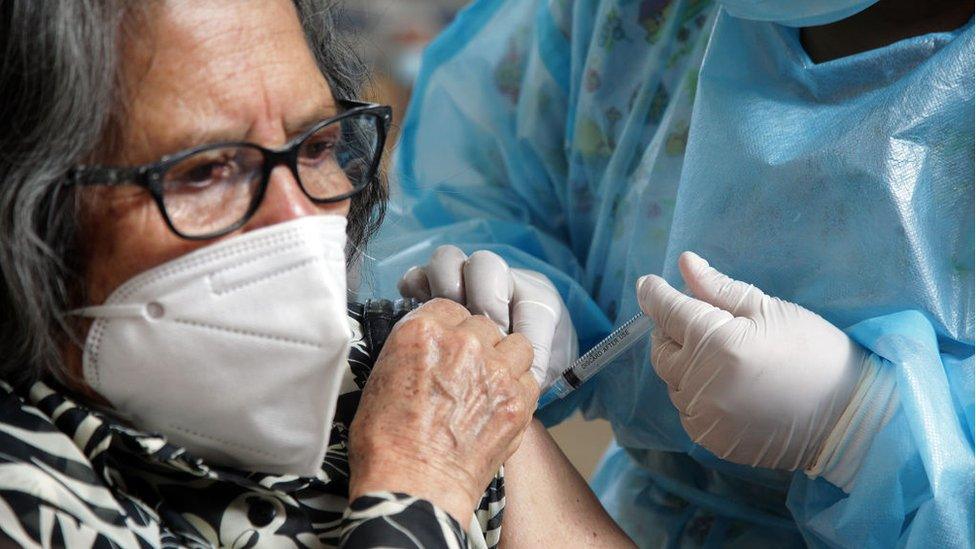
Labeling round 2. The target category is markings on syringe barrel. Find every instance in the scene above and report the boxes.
[570,324,640,385]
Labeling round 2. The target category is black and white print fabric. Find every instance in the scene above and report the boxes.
[0,303,505,548]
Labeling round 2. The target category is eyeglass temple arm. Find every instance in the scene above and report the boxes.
[337,99,392,127]
[67,166,146,187]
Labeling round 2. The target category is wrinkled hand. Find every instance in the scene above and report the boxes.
[637,252,871,472]
[348,299,540,523]
[398,245,577,389]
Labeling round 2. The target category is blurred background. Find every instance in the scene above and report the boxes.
[339,0,614,480]
[338,0,464,146]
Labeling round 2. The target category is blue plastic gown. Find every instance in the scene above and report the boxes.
[719,0,878,27]
[366,1,975,546]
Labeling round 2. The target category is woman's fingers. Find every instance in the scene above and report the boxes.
[494,332,534,377]
[406,297,471,327]
[352,300,538,523]
[517,368,541,404]
[458,314,505,347]
[501,372,539,457]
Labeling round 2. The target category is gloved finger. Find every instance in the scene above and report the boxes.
[636,274,721,346]
[679,412,732,452]
[688,414,754,463]
[650,329,684,388]
[668,378,707,415]
[426,245,468,304]
[463,251,514,331]
[397,265,432,300]
[511,269,561,385]
[655,328,718,416]
[678,251,765,318]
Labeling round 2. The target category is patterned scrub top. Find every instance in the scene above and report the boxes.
[0,303,505,548]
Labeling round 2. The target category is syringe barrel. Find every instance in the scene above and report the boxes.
[567,313,652,387]
[536,313,653,409]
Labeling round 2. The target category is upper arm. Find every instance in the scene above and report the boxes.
[499,420,633,548]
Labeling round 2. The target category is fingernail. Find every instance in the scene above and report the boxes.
[637,275,651,293]
[637,274,662,299]
[681,251,708,273]
[636,275,662,313]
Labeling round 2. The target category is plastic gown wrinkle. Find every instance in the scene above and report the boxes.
[368,0,974,546]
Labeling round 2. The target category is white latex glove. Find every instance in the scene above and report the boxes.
[637,251,885,475]
[399,246,578,389]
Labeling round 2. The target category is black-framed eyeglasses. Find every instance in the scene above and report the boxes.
[67,99,392,240]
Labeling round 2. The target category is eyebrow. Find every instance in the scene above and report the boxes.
[284,103,339,138]
[157,102,339,160]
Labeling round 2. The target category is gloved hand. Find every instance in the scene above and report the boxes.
[399,245,577,389]
[637,251,881,473]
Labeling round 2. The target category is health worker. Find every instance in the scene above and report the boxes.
[370,0,975,546]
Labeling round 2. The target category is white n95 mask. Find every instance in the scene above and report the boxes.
[73,215,352,477]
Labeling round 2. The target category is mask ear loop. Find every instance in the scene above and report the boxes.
[60,303,146,423]
[68,303,159,319]
[50,306,146,422]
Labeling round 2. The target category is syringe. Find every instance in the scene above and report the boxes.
[537,312,652,408]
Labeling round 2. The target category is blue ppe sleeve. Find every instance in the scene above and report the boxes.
[789,312,974,548]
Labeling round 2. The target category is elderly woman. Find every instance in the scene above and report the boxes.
[0,1,623,547]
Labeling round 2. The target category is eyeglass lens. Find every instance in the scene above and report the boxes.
[160,112,380,238]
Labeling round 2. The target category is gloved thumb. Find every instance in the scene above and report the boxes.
[636,273,730,346]
[678,251,764,317]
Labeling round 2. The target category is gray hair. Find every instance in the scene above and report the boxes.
[0,0,383,386]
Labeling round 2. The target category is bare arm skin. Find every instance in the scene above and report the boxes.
[500,419,634,548]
